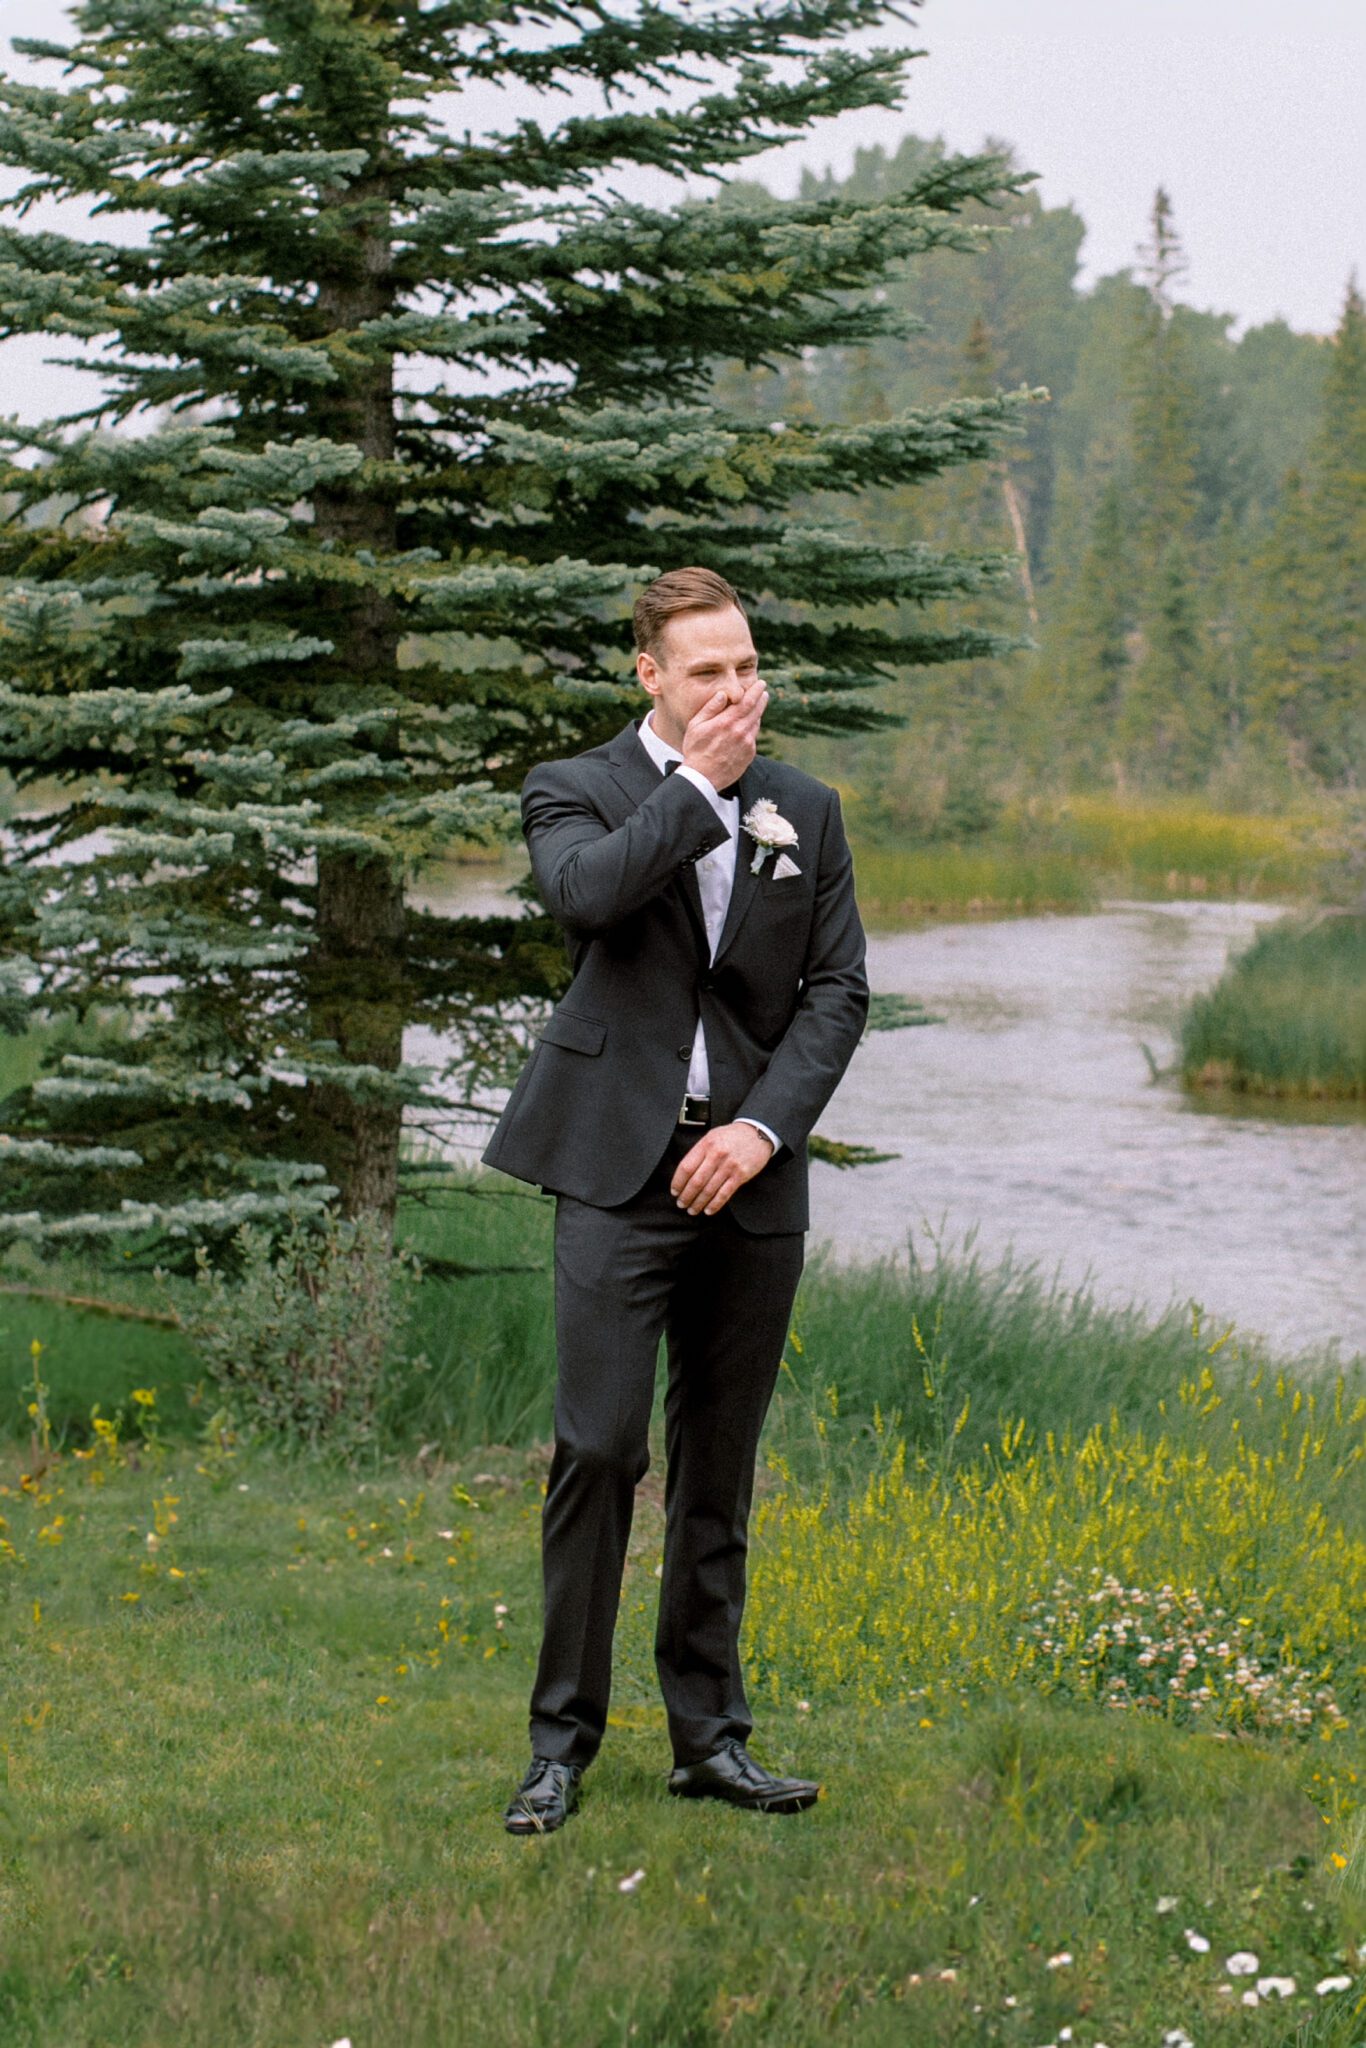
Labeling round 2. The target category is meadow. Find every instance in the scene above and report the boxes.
[2,789,1362,2046]
[3,1177,1365,2047]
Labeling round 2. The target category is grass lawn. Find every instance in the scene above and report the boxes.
[4,1397,1365,2047]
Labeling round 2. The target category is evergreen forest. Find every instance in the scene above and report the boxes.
[723,140,1363,829]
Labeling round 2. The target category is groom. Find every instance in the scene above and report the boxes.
[484,567,868,1833]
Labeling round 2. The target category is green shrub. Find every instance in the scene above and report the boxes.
[168,1210,421,1457]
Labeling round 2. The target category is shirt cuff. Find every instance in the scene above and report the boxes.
[674,762,735,825]
[736,1116,780,1155]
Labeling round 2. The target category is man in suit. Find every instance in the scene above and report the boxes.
[484,566,868,1833]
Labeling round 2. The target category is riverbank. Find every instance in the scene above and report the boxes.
[5,1159,1362,1462]
[399,790,1342,930]
[846,794,1337,927]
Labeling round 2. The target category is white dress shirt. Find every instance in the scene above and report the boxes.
[638,711,778,1155]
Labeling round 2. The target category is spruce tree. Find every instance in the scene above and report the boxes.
[1119,187,1215,782]
[1245,279,1364,786]
[1026,471,1132,783]
[0,1,1037,1262]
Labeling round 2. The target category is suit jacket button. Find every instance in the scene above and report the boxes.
[678,1046,691,1060]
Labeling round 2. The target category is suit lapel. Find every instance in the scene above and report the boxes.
[713,757,769,965]
[605,720,709,957]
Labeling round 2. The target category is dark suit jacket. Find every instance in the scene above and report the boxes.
[481,717,869,1233]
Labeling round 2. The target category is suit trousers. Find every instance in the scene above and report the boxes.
[528,1124,804,1769]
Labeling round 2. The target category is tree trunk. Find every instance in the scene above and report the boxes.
[307,165,405,1235]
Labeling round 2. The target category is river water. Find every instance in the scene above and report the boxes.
[411,871,1364,1366]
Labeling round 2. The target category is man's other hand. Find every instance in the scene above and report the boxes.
[671,1122,775,1216]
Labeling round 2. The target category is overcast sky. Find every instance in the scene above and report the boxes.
[2,0,1362,425]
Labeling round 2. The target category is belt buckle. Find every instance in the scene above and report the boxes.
[678,1093,710,1128]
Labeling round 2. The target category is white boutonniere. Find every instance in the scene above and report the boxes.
[742,796,799,876]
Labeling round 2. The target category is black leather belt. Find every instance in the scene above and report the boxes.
[677,1093,711,1128]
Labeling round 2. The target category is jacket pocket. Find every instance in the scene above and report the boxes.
[538,1007,607,1056]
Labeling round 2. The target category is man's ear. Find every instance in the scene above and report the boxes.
[636,647,661,698]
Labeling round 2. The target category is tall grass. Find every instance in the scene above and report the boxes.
[8,1177,1359,1492]
[1047,794,1329,899]
[848,840,1091,924]
[1179,912,1366,1100]
[0,1175,556,1454]
[849,793,1333,926]
[390,1176,555,1448]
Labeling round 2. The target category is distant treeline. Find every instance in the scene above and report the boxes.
[720,135,1363,822]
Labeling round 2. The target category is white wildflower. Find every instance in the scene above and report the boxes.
[1225,1951,1259,1975]
[1256,1976,1296,1998]
[1156,1896,1178,1913]
[1184,1928,1210,1953]
[1315,1976,1352,1996]
[1044,1951,1072,1969]
[617,1867,646,1893]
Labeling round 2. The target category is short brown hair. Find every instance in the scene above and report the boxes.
[633,566,747,658]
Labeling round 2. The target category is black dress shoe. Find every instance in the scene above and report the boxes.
[502,1756,584,1834]
[667,1738,820,1813]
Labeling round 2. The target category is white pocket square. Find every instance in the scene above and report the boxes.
[771,852,802,880]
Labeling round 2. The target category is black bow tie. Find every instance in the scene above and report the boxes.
[665,759,742,803]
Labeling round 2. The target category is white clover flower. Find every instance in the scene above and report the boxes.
[1315,1976,1352,1996]
[1156,1896,1179,1913]
[1044,1950,1072,1968]
[617,1867,646,1893]
[1226,1951,1259,1975]
[1256,1976,1296,1998]
[1184,1929,1210,1953]
[1240,1989,1260,2007]
[1162,2030,1193,2047]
